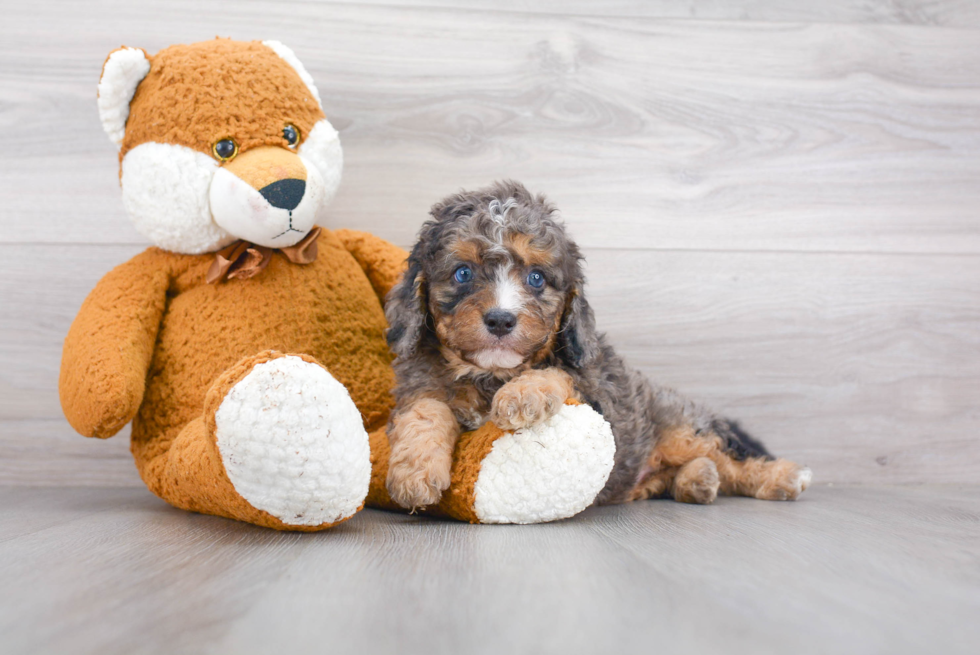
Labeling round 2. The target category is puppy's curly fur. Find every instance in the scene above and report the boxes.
[384,180,811,510]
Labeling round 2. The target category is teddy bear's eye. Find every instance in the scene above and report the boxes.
[283,125,300,148]
[213,138,238,162]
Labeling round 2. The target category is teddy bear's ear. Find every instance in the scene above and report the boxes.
[261,40,323,109]
[97,46,151,146]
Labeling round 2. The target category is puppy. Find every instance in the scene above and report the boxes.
[384,180,811,510]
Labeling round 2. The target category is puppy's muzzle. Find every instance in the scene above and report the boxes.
[484,309,517,337]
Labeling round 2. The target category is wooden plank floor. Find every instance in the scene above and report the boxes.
[0,484,977,654]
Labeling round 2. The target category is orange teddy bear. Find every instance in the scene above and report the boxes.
[60,39,615,531]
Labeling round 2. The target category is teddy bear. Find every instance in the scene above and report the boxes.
[59,38,615,531]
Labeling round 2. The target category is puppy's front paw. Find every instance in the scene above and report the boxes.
[490,372,570,431]
[386,398,458,510]
[386,447,452,510]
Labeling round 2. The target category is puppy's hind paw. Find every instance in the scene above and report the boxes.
[755,462,812,501]
[672,457,720,505]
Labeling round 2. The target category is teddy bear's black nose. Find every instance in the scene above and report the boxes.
[259,178,305,211]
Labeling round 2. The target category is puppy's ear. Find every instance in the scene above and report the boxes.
[430,192,478,223]
[557,280,600,369]
[386,201,464,358]
[385,248,427,358]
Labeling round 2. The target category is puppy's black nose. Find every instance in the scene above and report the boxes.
[259,178,305,210]
[484,309,517,337]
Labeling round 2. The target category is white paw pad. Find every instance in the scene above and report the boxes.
[214,356,370,526]
[473,404,616,524]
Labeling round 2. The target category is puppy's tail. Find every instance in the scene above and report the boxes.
[710,418,773,461]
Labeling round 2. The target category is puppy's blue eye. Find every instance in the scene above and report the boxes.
[454,265,473,284]
[527,270,545,289]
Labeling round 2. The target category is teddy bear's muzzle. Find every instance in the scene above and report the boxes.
[209,145,325,248]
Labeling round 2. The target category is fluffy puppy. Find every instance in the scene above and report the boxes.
[384,180,811,510]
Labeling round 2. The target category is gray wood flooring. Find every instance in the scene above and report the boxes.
[1,485,978,654]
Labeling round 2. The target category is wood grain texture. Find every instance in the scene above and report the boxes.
[325,0,980,27]
[1,1,979,252]
[0,421,141,488]
[0,485,977,654]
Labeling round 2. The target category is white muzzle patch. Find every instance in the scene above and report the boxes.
[209,156,326,248]
[473,348,525,370]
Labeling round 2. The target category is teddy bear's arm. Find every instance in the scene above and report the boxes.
[333,229,409,303]
[59,250,171,439]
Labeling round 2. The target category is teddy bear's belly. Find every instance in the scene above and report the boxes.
[136,253,395,443]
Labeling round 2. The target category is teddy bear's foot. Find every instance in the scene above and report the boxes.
[147,351,371,530]
[435,403,615,524]
[366,402,615,524]
[212,353,371,528]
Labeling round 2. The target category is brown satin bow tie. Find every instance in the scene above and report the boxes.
[206,227,321,284]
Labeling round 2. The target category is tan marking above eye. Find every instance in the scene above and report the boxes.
[221,145,307,191]
[451,240,483,265]
[506,232,554,267]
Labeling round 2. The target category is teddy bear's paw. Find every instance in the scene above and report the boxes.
[214,355,371,527]
[472,404,616,524]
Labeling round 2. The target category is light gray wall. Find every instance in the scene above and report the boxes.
[1,0,978,486]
